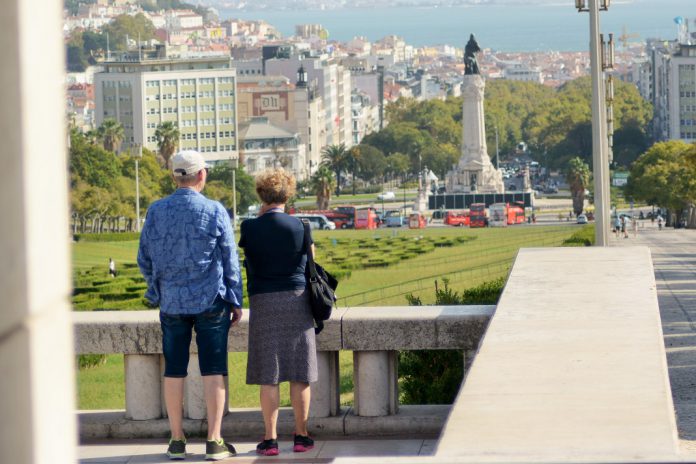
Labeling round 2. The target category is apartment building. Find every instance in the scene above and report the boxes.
[236,70,325,175]
[645,40,696,141]
[94,48,238,163]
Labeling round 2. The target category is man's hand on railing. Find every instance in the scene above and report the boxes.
[231,307,242,327]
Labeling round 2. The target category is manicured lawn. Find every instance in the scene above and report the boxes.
[74,223,579,410]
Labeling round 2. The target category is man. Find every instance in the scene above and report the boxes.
[138,150,243,461]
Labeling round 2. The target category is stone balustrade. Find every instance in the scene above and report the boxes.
[74,305,493,438]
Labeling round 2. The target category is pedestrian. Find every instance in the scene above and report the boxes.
[621,216,628,238]
[108,258,117,278]
[613,216,621,238]
[238,168,318,457]
[633,217,638,237]
[657,214,664,230]
[137,150,243,461]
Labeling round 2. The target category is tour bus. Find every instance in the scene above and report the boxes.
[354,207,379,229]
[469,203,488,228]
[444,210,470,227]
[488,203,508,227]
[489,203,526,227]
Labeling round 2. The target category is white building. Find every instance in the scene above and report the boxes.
[94,48,239,163]
[239,117,307,180]
[502,63,544,84]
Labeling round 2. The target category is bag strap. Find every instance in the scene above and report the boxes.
[301,220,319,282]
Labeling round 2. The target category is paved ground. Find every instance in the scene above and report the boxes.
[611,221,696,454]
[79,438,437,463]
[79,221,696,461]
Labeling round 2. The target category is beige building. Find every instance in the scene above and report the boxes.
[236,71,325,174]
[239,117,307,180]
[94,49,238,163]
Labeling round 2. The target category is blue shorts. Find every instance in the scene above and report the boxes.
[160,296,231,377]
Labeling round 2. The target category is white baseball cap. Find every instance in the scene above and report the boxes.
[171,150,209,177]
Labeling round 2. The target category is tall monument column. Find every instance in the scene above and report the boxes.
[446,34,504,194]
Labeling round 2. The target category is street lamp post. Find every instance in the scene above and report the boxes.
[576,0,611,246]
[230,157,238,226]
[131,143,142,232]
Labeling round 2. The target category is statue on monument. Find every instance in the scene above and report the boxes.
[464,34,481,75]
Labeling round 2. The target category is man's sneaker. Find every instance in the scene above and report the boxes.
[205,439,237,461]
[256,438,279,456]
[166,438,186,460]
[293,434,315,453]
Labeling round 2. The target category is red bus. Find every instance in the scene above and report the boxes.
[469,203,488,228]
[444,210,470,227]
[506,203,526,225]
[354,208,378,229]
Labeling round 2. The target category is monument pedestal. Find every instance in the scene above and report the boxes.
[446,75,504,194]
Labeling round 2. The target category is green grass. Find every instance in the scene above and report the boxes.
[74,223,580,409]
[78,352,356,409]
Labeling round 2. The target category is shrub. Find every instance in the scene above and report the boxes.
[400,278,505,405]
[78,354,107,369]
[74,232,141,242]
[561,224,594,247]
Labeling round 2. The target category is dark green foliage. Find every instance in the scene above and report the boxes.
[561,224,595,247]
[74,233,141,242]
[400,278,505,405]
[78,354,107,369]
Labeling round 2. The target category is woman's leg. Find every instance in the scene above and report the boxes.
[290,382,311,436]
[260,384,280,439]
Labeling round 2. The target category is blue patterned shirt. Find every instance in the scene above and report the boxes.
[137,188,243,314]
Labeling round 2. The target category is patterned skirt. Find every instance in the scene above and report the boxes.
[246,289,318,385]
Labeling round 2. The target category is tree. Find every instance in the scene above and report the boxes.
[625,141,696,225]
[101,14,156,52]
[70,129,121,188]
[565,157,591,216]
[206,164,257,213]
[154,121,180,168]
[97,119,125,153]
[385,152,410,182]
[321,143,348,196]
[356,145,387,183]
[310,165,336,210]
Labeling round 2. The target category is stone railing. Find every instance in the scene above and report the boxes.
[74,305,493,438]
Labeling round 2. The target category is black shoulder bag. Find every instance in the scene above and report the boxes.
[301,220,338,334]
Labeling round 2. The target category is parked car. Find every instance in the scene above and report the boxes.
[544,186,559,194]
[291,214,336,230]
[576,214,588,224]
[377,191,396,200]
[384,209,406,227]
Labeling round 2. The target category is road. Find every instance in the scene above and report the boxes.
[612,221,696,453]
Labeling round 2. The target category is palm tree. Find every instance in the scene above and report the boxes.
[97,118,124,153]
[155,121,180,169]
[310,165,336,210]
[321,143,348,196]
[565,156,591,217]
[348,145,361,196]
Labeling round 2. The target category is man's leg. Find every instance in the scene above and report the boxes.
[203,375,226,441]
[164,377,185,440]
[260,384,280,440]
[160,313,193,442]
[290,382,310,436]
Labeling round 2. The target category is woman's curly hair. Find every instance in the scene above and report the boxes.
[255,168,296,204]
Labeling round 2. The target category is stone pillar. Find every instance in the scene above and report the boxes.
[310,351,340,417]
[0,0,77,462]
[353,351,398,417]
[125,354,162,420]
[183,355,206,420]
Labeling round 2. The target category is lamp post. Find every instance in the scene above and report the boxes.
[131,143,142,232]
[576,0,612,246]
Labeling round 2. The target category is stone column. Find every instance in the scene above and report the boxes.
[0,0,77,462]
[310,351,340,417]
[183,355,207,420]
[353,351,398,416]
[125,354,162,420]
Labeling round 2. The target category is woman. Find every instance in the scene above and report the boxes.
[239,168,318,456]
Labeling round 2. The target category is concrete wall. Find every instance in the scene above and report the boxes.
[0,0,77,462]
